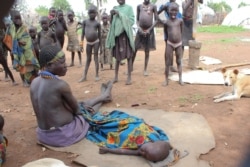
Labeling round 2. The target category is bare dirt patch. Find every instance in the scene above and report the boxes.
[0,29,250,167]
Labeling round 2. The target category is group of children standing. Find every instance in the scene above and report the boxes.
[1,0,198,88]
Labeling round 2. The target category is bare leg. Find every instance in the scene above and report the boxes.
[132,50,137,72]
[176,47,184,85]
[126,57,132,85]
[113,60,120,83]
[82,81,113,109]
[163,44,173,86]
[94,43,100,81]
[79,45,92,82]
[144,51,149,76]
[78,51,82,67]
[69,52,75,67]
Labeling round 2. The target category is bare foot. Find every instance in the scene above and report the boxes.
[78,77,87,83]
[95,76,100,81]
[68,63,74,67]
[102,81,113,102]
[23,82,30,87]
[12,82,18,86]
[125,80,132,85]
[162,81,168,86]
[179,80,184,86]
[99,147,109,154]
[143,71,149,76]
[113,78,118,83]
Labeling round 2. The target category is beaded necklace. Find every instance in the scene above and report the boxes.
[39,71,59,79]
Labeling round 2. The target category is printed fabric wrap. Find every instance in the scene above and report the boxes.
[80,105,169,149]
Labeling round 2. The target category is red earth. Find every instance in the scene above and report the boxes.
[0,29,250,167]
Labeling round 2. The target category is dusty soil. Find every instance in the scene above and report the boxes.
[0,29,250,167]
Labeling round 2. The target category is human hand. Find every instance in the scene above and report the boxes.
[80,41,84,52]
[18,40,26,46]
[110,10,117,15]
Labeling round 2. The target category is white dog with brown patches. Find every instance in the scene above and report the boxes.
[213,68,250,103]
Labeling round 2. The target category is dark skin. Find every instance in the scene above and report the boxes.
[29,27,39,61]
[67,11,82,67]
[100,14,112,70]
[163,3,183,86]
[182,0,203,19]
[132,0,158,76]
[79,7,101,82]
[157,0,179,73]
[99,140,171,162]
[37,17,57,50]
[110,0,134,85]
[11,12,29,86]
[30,54,113,130]
[51,10,67,48]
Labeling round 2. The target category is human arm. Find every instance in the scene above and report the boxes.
[80,20,85,50]
[60,81,81,115]
[99,147,140,156]
[98,22,102,53]
[157,4,167,15]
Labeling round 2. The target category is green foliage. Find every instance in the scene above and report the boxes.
[238,2,250,8]
[207,1,232,13]
[52,0,71,12]
[151,0,157,4]
[35,5,49,17]
[197,25,246,33]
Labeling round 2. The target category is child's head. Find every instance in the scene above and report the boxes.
[29,26,37,39]
[117,0,125,5]
[88,5,97,20]
[10,10,22,27]
[56,9,64,21]
[67,10,75,21]
[49,7,56,18]
[39,16,50,31]
[168,2,179,19]
[101,13,109,24]
[0,115,5,131]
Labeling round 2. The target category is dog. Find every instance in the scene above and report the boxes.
[213,68,250,103]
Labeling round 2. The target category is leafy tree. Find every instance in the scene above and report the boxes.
[12,0,28,13]
[238,2,250,8]
[52,0,71,12]
[207,1,232,13]
[35,5,49,17]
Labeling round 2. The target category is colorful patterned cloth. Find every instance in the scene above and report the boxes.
[80,105,169,149]
[0,134,8,166]
[9,23,40,84]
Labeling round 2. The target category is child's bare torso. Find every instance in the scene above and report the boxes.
[165,19,182,43]
[138,3,155,30]
[84,20,100,42]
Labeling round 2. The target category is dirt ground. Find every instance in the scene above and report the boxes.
[0,29,250,167]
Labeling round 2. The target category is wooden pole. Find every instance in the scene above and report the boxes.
[193,0,198,39]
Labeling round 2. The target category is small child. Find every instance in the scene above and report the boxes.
[66,10,82,67]
[28,26,39,61]
[100,13,112,70]
[0,115,8,166]
[37,16,58,51]
[163,2,183,86]
[51,9,67,48]
[79,5,101,82]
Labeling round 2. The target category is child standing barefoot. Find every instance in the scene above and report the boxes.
[66,10,82,67]
[163,2,183,86]
[100,13,113,70]
[79,5,101,82]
